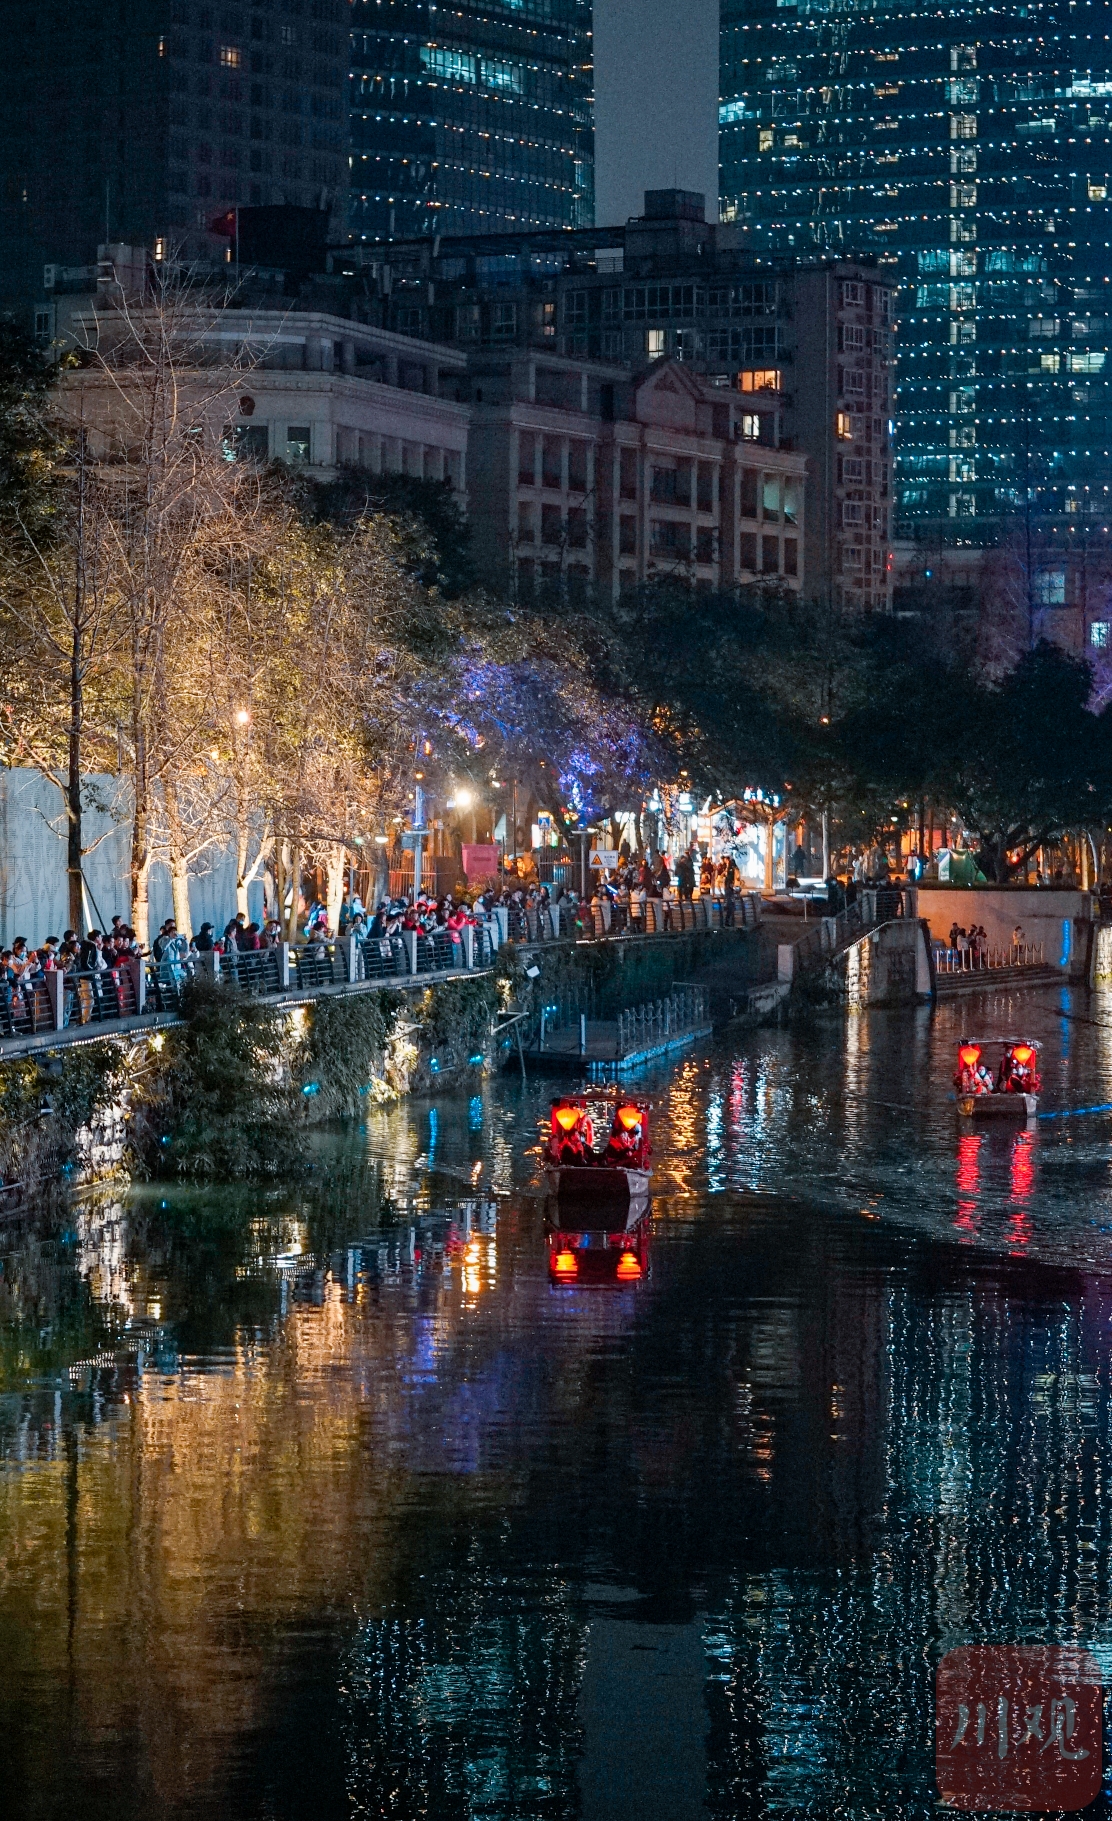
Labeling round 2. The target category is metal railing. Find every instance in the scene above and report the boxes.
[934,941,1046,974]
[615,985,711,1058]
[535,981,712,1059]
[0,964,146,1039]
[0,925,501,1046]
[510,891,762,945]
[792,900,871,975]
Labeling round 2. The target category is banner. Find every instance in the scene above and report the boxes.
[462,844,500,879]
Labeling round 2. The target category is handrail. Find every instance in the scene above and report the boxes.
[934,941,1046,973]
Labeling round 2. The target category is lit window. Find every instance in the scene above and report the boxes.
[647,328,665,357]
[759,128,774,151]
[286,426,311,463]
[481,57,522,92]
[836,412,854,440]
[739,368,781,392]
[1091,621,1110,648]
[420,46,477,83]
[1089,181,1107,201]
[1040,352,1060,372]
[739,414,762,440]
[1035,568,1066,605]
[220,44,241,67]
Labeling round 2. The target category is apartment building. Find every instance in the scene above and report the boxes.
[463,351,806,600]
[371,192,896,608]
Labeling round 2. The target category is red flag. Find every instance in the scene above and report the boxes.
[208,209,237,238]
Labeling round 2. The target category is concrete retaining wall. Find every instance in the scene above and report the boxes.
[840,918,932,1007]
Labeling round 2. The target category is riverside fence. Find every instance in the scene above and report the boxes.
[0,903,757,1055]
[934,941,1046,975]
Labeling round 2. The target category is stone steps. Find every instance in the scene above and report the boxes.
[934,964,1063,996]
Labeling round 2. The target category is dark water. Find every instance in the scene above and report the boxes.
[4,985,1112,1816]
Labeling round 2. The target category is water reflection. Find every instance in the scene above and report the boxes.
[1,999,1112,1813]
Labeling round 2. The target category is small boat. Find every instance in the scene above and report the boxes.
[955,1039,1040,1120]
[542,1095,652,1210]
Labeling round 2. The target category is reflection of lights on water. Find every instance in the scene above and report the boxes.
[706,1089,725,1192]
[1011,1132,1035,1202]
[468,1096,483,1132]
[1007,1132,1035,1252]
[954,1132,982,1240]
[460,1235,497,1297]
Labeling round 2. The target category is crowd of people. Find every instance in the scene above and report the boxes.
[0,919,144,1010]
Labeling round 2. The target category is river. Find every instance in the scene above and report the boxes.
[3,983,1112,1817]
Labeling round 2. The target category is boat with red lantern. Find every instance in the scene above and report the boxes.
[954,1038,1041,1119]
[542,1095,652,1207]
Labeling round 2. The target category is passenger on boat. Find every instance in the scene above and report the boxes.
[974,1062,994,1094]
[557,1130,592,1166]
[550,1107,595,1167]
[1007,1051,1040,1094]
[602,1114,643,1167]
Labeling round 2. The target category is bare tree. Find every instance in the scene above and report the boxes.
[56,263,267,943]
[0,424,128,929]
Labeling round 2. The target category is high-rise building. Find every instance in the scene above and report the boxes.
[347,0,593,243]
[0,0,349,314]
[719,0,1112,550]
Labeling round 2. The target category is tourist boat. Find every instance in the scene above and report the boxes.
[954,1039,1040,1120]
[542,1095,652,1209]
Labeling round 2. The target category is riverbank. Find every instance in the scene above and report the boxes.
[0,925,762,1192]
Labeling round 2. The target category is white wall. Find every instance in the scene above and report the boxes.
[0,771,264,946]
[593,0,720,225]
[917,887,1090,974]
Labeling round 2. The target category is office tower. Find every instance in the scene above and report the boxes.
[348,0,593,243]
[719,0,1112,551]
[0,0,349,313]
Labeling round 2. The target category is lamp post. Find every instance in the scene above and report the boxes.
[413,780,425,901]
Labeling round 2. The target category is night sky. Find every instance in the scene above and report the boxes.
[593,0,720,226]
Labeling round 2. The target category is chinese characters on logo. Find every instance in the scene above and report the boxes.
[936,1646,1102,1810]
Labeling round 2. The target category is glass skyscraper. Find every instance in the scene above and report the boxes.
[720,0,1112,547]
[348,0,593,243]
